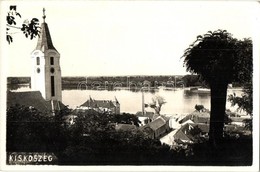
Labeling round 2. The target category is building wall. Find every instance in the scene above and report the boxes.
[31,50,46,99]
[31,49,62,102]
[154,125,167,138]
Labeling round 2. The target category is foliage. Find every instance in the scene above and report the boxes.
[188,126,206,144]
[112,113,141,126]
[149,95,166,115]
[227,38,252,130]
[224,113,232,125]
[181,29,252,147]
[21,18,41,40]
[183,136,252,165]
[194,104,204,112]
[7,104,252,165]
[182,30,240,84]
[243,118,252,131]
[57,110,178,165]
[181,75,208,87]
[228,83,252,115]
[6,5,40,44]
[6,104,67,152]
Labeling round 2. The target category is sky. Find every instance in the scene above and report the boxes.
[1,0,259,77]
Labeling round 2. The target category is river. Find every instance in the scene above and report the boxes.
[11,84,243,115]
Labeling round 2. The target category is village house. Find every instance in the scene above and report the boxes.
[79,96,120,114]
[135,111,154,126]
[140,116,170,139]
[168,114,187,129]
[178,110,210,125]
[172,123,209,147]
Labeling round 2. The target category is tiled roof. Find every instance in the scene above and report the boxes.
[81,99,116,109]
[174,129,192,142]
[161,115,170,122]
[189,123,209,133]
[35,23,57,52]
[7,91,65,114]
[179,113,210,124]
[148,117,166,131]
[174,123,209,143]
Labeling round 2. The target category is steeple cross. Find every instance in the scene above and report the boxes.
[43,8,46,23]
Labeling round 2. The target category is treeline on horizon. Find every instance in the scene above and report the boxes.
[7,75,244,89]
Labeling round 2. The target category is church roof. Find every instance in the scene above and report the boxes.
[35,10,57,52]
[7,91,65,115]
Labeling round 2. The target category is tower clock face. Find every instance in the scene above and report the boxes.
[37,68,40,73]
[50,67,55,73]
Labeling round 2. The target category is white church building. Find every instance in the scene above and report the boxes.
[7,9,64,115]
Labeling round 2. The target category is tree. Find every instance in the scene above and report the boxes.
[228,38,253,130]
[7,104,66,152]
[182,74,208,87]
[149,95,166,115]
[112,113,141,127]
[182,29,252,148]
[194,104,204,112]
[228,38,253,115]
[6,5,40,44]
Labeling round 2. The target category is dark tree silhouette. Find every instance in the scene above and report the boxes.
[6,5,40,44]
[182,30,252,148]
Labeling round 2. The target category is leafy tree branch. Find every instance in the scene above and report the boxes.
[6,5,41,44]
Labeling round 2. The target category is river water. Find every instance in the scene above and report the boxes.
[11,85,243,115]
[62,88,243,115]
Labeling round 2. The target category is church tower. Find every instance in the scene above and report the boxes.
[31,8,62,102]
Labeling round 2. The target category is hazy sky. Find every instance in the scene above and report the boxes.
[2,1,259,77]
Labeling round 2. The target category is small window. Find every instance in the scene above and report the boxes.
[50,57,54,65]
[36,57,40,65]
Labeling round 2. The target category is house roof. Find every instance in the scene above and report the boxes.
[81,99,116,109]
[115,124,137,131]
[161,115,170,122]
[174,130,193,142]
[179,113,210,124]
[148,117,166,131]
[230,117,247,123]
[189,123,209,133]
[174,123,209,143]
[136,111,154,118]
[7,91,65,114]
[180,123,209,134]
[35,22,57,52]
[190,109,210,116]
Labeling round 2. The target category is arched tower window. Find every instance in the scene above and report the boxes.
[51,76,55,96]
[36,57,40,65]
[50,57,54,65]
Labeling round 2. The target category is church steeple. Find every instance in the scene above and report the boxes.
[31,8,62,102]
[35,8,57,51]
